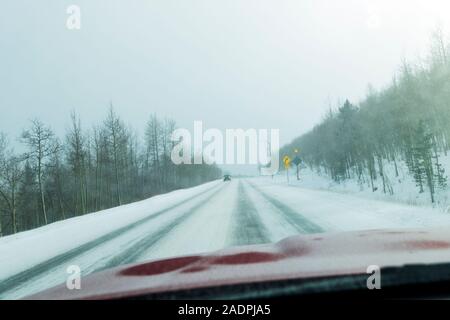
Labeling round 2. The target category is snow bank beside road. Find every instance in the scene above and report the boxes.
[0,181,220,281]
[250,177,450,232]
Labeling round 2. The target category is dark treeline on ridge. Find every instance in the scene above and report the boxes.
[0,108,221,236]
[282,30,450,203]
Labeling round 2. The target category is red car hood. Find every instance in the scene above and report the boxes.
[26,227,450,299]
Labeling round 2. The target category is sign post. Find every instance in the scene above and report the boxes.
[293,149,301,181]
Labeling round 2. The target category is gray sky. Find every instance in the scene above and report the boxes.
[1,0,449,148]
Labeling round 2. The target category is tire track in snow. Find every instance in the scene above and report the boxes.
[229,181,271,246]
[246,181,324,234]
[0,182,223,297]
[98,183,227,270]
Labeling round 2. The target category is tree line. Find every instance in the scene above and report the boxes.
[0,108,221,236]
[281,30,450,203]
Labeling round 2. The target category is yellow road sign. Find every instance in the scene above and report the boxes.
[283,155,291,169]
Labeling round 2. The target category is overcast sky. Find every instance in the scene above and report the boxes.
[1,0,450,148]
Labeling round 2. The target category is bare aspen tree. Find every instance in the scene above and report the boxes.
[104,105,125,206]
[161,118,176,188]
[145,114,162,192]
[21,119,58,225]
[92,126,103,211]
[0,133,7,235]
[430,27,449,66]
[126,129,140,200]
[49,149,67,220]
[67,112,87,214]
[0,155,24,233]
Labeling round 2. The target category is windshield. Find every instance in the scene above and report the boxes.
[1,0,450,300]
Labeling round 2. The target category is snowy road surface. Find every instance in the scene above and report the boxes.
[1,177,450,299]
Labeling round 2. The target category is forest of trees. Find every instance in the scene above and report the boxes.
[0,108,221,236]
[282,30,450,204]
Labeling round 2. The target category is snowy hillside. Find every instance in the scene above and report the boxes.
[278,153,450,211]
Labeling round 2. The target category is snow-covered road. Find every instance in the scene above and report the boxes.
[1,177,450,299]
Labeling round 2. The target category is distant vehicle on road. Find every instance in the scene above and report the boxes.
[223,174,231,181]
